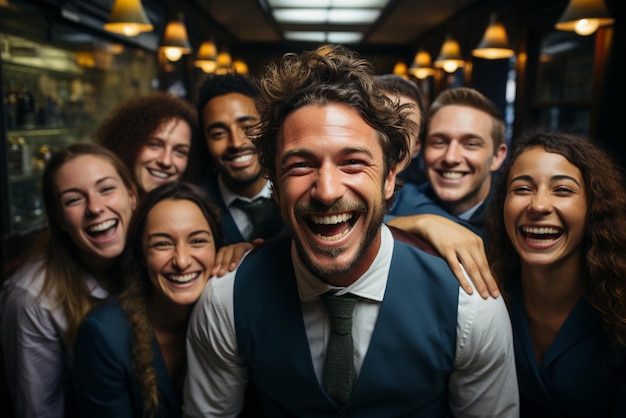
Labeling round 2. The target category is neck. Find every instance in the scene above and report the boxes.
[148,291,192,334]
[221,173,267,199]
[520,252,585,315]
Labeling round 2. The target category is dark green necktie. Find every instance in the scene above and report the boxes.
[231,197,273,239]
[320,292,357,404]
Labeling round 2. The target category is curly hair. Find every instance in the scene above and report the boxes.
[117,182,222,417]
[37,143,137,345]
[93,92,201,194]
[486,128,626,347]
[429,87,505,150]
[253,45,412,211]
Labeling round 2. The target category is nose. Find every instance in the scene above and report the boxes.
[172,244,192,270]
[157,148,173,167]
[310,163,344,205]
[528,189,552,215]
[227,126,248,149]
[442,141,462,165]
[86,195,105,216]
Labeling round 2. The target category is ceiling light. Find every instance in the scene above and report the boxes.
[273,8,379,24]
[472,14,515,59]
[159,12,192,62]
[268,0,389,7]
[435,34,465,73]
[393,61,408,77]
[104,0,153,37]
[409,49,435,79]
[284,31,326,42]
[215,50,233,75]
[232,60,249,75]
[555,0,614,36]
[194,39,218,73]
[327,32,363,43]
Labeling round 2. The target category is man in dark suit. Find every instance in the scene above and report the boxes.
[197,74,283,244]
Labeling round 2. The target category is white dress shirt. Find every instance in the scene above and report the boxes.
[184,225,519,417]
[218,176,273,241]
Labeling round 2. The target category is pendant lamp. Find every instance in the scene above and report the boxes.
[435,34,465,73]
[409,49,435,79]
[194,39,218,73]
[104,0,153,37]
[392,61,408,78]
[160,12,192,62]
[215,50,233,74]
[472,14,514,59]
[555,0,614,36]
[232,60,249,75]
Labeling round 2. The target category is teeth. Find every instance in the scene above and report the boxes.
[166,272,199,284]
[442,172,463,179]
[310,213,353,225]
[522,226,561,235]
[88,219,117,232]
[526,238,556,244]
[316,229,350,241]
[148,169,171,179]
[232,154,253,163]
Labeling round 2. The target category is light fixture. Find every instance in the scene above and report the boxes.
[435,34,465,73]
[555,0,614,36]
[159,12,192,62]
[409,48,435,79]
[392,61,408,78]
[194,39,218,73]
[104,0,153,37]
[215,50,233,75]
[232,60,249,75]
[472,13,515,59]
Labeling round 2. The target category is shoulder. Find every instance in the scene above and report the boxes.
[77,299,132,352]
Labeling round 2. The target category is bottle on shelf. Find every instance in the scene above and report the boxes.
[15,79,36,128]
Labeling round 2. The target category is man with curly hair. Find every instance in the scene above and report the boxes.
[185,46,519,417]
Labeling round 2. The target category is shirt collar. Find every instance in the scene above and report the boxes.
[294,224,394,303]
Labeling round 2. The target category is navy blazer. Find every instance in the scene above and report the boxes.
[74,300,181,418]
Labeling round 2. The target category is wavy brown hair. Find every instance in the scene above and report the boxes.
[252,45,412,211]
[486,128,626,346]
[36,143,137,345]
[93,92,201,194]
[117,182,222,417]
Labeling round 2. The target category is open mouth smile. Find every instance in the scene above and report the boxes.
[440,171,464,180]
[165,272,200,284]
[86,219,118,237]
[520,226,563,244]
[148,168,173,179]
[306,212,358,241]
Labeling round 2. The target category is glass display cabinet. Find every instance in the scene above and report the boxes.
[0,1,160,275]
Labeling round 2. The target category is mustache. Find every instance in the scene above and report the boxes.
[295,198,367,216]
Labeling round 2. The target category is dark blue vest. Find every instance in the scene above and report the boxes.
[234,232,460,417]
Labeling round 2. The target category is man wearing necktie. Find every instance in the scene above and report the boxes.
[197,73,283,243]
[185,46,519,417]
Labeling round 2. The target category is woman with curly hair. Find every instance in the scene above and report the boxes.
[73,182,223,417]
[486,128,626,417]
[94,92,202,195]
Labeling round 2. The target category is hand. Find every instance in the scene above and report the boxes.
[387,214,500,298]
[211,239,264,277]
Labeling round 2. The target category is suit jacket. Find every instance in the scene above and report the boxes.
[508,277,626,418]
[202,172,283,244]
[74,300,181,418]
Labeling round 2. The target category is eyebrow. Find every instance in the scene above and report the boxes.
[509,174,582,186]
[280,145,374,166]
[206,115,257,132]
[146,229,212,240]
[59,176,118,196]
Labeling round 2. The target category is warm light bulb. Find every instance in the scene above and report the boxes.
[163,47,183,61]
[122,26,140,37]
[443,61,459,73]
[574,18,600,35]
[200,61,217,73]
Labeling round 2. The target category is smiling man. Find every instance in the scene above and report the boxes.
[197,73,283,244]
[184,46,519,418]
[388,87,507,239]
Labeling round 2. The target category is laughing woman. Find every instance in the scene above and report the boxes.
[0,143,138,418]
[73,182,222,417]
[486,129,626,417]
